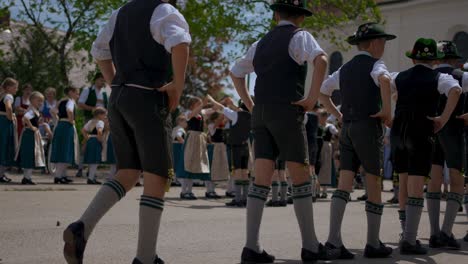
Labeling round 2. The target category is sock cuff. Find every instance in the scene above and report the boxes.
[425,192,441,200]
[332,190,350,203]
[140,195,165,211]
[446,192,463,205]
[464,194,468,204]
[280,181,289,186]
[365,201,384,215]
[398,210,406,220]
[235,180,243,185]
[248,184,270,201]
[103,180,126,200]
[292,182,312,199]
[271,182,279,187]
[407,197,424,207]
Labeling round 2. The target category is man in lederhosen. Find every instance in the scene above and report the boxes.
[426,40,468,250]
[230,1,338,263]
[62,1,191,263]
[319,22,395,259]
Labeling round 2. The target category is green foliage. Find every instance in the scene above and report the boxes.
[0,25,66,94]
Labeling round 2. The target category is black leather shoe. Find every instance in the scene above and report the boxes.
[225,191,236,198]
[188,193,198,200]
[325,242,355,259]
[226,199,242,207]
[21,178,36,185]
[55,177,70,184]
[357,194,368,201]
[266,200,281,207]
[440,232,461,250]
[63,176,74,183]
[278,200,288,207]
[400,240,427,255]
[0,175,12,183]
[63,221,87,264]
[241,247,275,264]
[153,256,164,264]
[364,241,392,258]
[205,192,221,199]
[301,243,340,262]
[75,169,83,178]
[429,234,445,248]
[87,179,102,185]
[464,232,468,242]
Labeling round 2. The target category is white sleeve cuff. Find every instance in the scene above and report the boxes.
[164,33,192,53]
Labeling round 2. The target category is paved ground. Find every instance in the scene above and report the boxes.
[0,172,467,264]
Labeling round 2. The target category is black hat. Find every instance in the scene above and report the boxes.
[270,0,313,17]
[347,22,396,45]
[406,38,444,61]
[438,40,463,60]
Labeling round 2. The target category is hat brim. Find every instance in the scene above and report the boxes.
[270,3,313,17]
[347,33,397,45]
[443,54,464,59]
[405,51,445,60]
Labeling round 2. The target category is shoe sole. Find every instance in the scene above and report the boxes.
[63,226,83,264]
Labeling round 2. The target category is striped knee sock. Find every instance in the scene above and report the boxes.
[426,192,441,236]
[293,182,319,252]
[136,195,164,264]
[80,179,126,239]
[245,184,270,253]
[404,197,424,245]
[441,192,463,236]
[366,201,384,248]
[327,190,350,247]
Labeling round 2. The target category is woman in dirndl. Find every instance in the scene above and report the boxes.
[50,87,80,184]
[82,107,107,185]
[17,92,47,185]
[0,78,19,183]
[40,87,57,126]
[14,83,33,136]
[180,97,211,200]
[207,112,229,198]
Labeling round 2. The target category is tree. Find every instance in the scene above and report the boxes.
[0,25,64,93]
[2,0,124,94]
[3,0,381,98]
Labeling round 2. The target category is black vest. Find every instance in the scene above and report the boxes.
[30,112,39,127]
[340,54,381,122]
[253,25,307,104]
[394,65,440,118]
[187,116,204,132]
[0,96,7,112]
[435,67,464,126]
[323,126,333,142]
[211,128,224,143]
[228,111,251,145]
[58,100,75,119]
[110,0,171,89]
[305,112,318,141]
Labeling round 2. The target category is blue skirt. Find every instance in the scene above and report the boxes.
[84,137,102,164]
[18,129,43,169]
[50,121,75,164]
[105,134,116,164]
[173,143,186,178]
[0,116,16,167]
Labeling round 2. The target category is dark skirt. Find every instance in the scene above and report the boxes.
[105,134,116,164]
[84,137,102,164]
[18,129,43,169]
[50,121,75,164]
[0,116,16,167]
[173,142,187,178]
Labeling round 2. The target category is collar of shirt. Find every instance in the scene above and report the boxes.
[435,63,454,69]
[357,51,372,57]
[415,63,434,69]
[278,20,295,27]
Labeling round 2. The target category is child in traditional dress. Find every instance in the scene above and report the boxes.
[41,87,57,126]
[206,111,228,198]
[391,38,461,255]
[208,96,252,207]
[17,91,47,185]
[317,111,338,199]
[14,83,33,136]
[82,107,107,185]
[50,87,80,184]
[0,78,19,183]
[180,97,210,200]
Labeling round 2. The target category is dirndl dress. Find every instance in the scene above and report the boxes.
[210,142,229,181]
[0,114,17,167]
[182,131,210,180]
[84,136,102,164]
[16,128,46,169]
[318,141,332,186]
[50,120,79,165]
